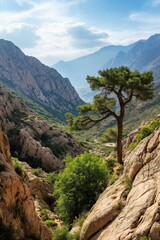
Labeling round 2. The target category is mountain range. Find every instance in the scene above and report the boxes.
[54,34,160,101]
[0,39,83,121]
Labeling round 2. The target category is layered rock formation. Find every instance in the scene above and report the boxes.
[0,86,83,172]
[0,127,52,239]
[0,39,84,120]
[81,126,160,240]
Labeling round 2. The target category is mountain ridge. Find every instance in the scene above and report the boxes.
[0,39,84,121]
[54,34,160,100]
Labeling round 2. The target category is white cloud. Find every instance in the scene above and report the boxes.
[0,23,40,48]
[0,0,158,66]
[129,12,160,24]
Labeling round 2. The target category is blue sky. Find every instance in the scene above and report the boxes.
[0,0,160,65]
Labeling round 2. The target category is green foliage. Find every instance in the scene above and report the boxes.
[54,225,80,240]
[101,127,117,143]
[128,118,160,150]
[46,172,58,185]
[0,220,16,240]
[106,158,117,174]
[44,219,56,227]
[139,237,151,240]
[66,67,154,165]
[122,177,133,200]
[54,153,109,224]
[40,208,49,221]
[137,118,160,143]
[0,163,5,172]
[12,157,23,176]
[32,167,44,177]
[54,225,69,240]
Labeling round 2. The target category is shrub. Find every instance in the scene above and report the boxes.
[32,167,44,177]
[46,172,58,185]
[44,219,57,227]
[54,225,80,240]
[54,153,109,224]
[12,157,23,176]
[54,225,69,240]
[40,208,49,221]
[128,118,160,150]
[101,127,117,143]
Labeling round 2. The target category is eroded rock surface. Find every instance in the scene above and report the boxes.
[0,86,83,171]
[0,127,52,239]
[81,126,160,240]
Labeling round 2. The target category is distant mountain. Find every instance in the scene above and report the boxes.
[54,44,133,100]
[54,34,160,101]
[108,34,160,77]
[0,39,84,121]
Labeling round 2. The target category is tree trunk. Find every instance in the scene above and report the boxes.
[117,117,123,165]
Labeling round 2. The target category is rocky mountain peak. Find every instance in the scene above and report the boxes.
[0,39,84,121]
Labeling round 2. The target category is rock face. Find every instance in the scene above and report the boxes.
[81,126,160,240]
[0,39,84,120]
[0,86,83,172]
[0,127,52,239]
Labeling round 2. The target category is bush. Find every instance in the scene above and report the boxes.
[46,172,58,185]
[54,225,69,240]
[12,157,23,176]
[54,153,109,224]
[44,219,56,227]
[54,225,80,240]
[101,127,117,143]
[32,167,44,176]
[128,118,160,150]
[40,208,50,221]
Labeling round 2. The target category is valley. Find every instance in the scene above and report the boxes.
[0,32,160,240]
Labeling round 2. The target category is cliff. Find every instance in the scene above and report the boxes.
[0,127,52,239]
[80,125,160,240]
[0,86,83,172]
[0,39,84,120]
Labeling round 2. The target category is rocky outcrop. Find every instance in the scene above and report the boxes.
[0,86,83,172]
[0,39,84,120]
[0,127,52,239]
[81,126,160,240]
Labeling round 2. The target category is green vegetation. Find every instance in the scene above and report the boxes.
[46,172,58,185]
[54,225,80,240]
[54,153,109,224]
[122,177,133,200]
[66,66,154,164]
[10,90,61,124]
[12,157,23,176]
[0,220,16,240]
[39,208,50,221]
[101,127,117,143]
[32,167,44,177]
[44,219,56,227]
[140,237,151,240]
[128,117,160,150]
